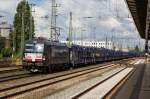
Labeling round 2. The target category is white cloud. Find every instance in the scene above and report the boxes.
[0,0,22,23]
[0,0,144,47]
[33,6,50,38]
[0,0,21,13]
[99,17,120,30]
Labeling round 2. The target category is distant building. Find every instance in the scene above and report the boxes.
[73,41,113,49]
[61,40,114,49]
[0,22,12,48]
[122,48,130,52]
[61,40,130,52]
[0,22,12,39]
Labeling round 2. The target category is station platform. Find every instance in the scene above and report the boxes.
[139,62,150,99]
[114,60,150,99]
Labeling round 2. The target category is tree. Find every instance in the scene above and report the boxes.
[12,0,34,53]
[0,37,5,52]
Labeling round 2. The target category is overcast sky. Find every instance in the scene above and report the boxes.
[0,0,145,49]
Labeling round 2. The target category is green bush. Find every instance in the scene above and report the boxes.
[12,52,21,59]
[1,48,13,57]
[0,37,5,52]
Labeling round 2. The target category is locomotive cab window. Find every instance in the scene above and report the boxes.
[24,43,44,53]
[25,44,34,52]
[35,44,44,53]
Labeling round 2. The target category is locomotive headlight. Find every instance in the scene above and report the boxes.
[42,56,46,61]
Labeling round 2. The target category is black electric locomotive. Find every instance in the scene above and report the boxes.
[23,38,69,72]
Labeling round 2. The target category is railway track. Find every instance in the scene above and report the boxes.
[0,65,120,98]
[0,58,14,67]
[0,64,109,83]
[0,70,32,82]
[0,58,137,99]
[0,66,22,74]
[44,59,141,99]
[0,66,32,82]
[0,58,134,84]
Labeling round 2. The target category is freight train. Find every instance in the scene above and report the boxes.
[22,38,142,73]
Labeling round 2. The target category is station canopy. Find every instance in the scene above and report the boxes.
[126,0,150,39]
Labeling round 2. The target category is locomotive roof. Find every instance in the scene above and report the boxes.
[45,41,67,46]
[25,39,67,47]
